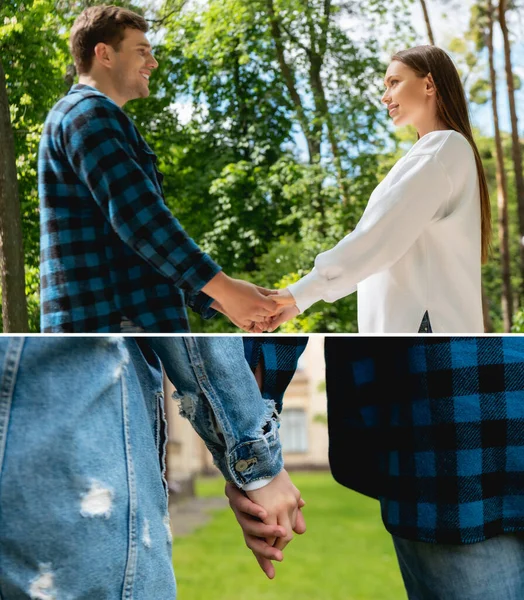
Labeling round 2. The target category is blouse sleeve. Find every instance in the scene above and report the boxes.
[288,153,452,313]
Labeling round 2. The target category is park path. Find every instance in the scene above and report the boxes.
[169,495,229,538]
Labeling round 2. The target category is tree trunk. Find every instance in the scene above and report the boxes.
[232,45,250,161]
[64,63,76,90]
[306,0,350,204]
[481,282,493,332]
[498,0,524,302]
[308,54,350,204]
[0,59,29,332]
[419,0,436,45]
[487,0,513,331]
[265,0,319,163]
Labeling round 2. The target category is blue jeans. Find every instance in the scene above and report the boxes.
[0,337,282,599]
[393,534,524,600]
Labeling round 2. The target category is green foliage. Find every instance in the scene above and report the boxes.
[1,0,72,331]
[1,2,69,243]
[132,0,398,332]
[511,308,524,333]
[2,0,521,333]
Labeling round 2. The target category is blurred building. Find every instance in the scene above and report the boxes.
[164,337,328,496]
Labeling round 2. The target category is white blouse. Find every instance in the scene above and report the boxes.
[288,130,484,333]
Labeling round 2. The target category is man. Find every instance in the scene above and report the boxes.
[0,336,304,598]
[38,5,276,332]
[230,337,524,598]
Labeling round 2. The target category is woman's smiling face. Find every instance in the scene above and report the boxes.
[381,60,433,129]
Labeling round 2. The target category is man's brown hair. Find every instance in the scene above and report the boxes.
[69,5,148,74]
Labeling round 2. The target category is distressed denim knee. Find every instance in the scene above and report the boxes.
[0,338,175,600]
[0,336,284,599]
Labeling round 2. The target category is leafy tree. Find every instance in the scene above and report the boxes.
[0,0,70,331]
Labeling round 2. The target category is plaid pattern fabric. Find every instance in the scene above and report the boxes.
[326,337,524,544]
[247,336,524,544]
[243,337,308,410]
[38,84,221,332]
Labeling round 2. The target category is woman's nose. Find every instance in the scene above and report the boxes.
[381,90,390,105]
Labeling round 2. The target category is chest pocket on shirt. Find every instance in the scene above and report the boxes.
[137,143,165,195]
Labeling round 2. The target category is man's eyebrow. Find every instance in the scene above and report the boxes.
[136,42,152,49]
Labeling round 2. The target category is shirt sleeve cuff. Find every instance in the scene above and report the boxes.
[242,476,276,491]
[287,268,325,313]
[185,290,217,319]
[182,258,222,294]
[219,419,284,488]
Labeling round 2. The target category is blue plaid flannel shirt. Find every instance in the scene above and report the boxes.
[243,337,308,411]
[245,336,524,545]
[38,84,221,332]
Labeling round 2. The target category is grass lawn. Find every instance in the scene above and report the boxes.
[173,471,406,600]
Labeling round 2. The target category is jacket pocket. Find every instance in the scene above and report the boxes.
[138,144,165,194]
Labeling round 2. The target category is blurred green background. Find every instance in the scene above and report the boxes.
[173,472,406,600]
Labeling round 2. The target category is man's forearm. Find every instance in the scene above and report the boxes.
[201,271,230,303]
[146,337,284,487]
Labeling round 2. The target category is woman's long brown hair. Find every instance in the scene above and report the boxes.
[392,45,491,263]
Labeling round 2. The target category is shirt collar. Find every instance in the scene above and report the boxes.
[67,84,122,110]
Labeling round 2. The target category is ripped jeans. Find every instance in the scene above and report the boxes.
[0,337,283,599]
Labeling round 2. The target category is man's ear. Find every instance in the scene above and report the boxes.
[93,42,113,69]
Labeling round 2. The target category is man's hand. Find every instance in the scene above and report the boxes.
[203,272,277,328]
[225,480,306,579]
[232,350,306,579]
[211,300,269,333]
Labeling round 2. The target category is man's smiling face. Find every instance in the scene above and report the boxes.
[110,28,158,103]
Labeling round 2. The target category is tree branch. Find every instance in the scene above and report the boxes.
[146,2,186,26]
[279,20,312,57]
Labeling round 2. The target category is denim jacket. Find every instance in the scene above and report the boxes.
[0,336,284,599]
[0,337,283,489]
[147,336,284,487]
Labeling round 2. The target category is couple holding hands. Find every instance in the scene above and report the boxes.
[39,5,488,335]
[1,336,523,600]
[19,7,520,600]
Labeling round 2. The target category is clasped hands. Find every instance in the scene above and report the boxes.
[225,469,306,579]
[202,272,299,332]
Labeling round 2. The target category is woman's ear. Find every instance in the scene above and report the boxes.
[425,72,437,96]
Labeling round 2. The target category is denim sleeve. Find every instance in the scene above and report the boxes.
[243,337,308,411]
[60,97,221,293]
[146,337,283,488]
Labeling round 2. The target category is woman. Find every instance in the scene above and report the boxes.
[268,45,491,334]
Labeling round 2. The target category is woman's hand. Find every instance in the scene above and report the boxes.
[266,305,300,332]
[226,473,306,579]
[269,288,297,308]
